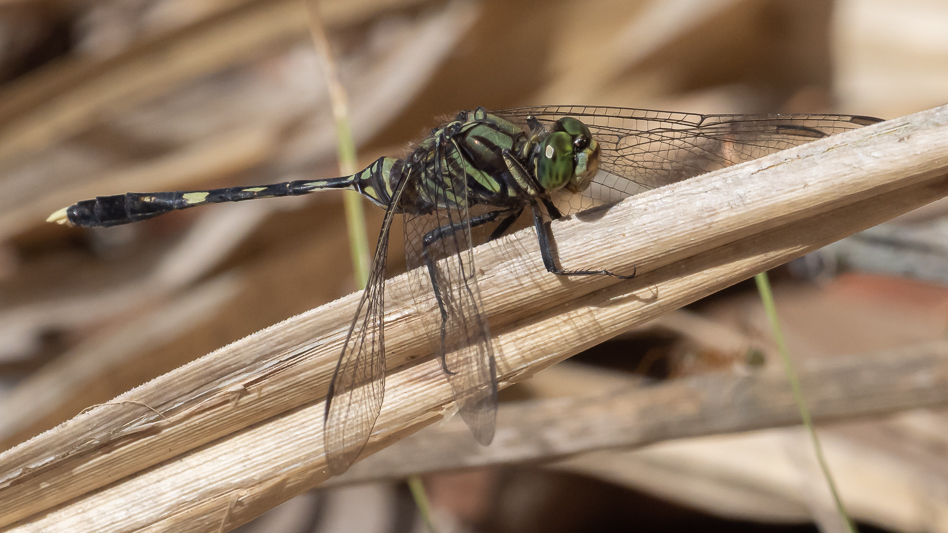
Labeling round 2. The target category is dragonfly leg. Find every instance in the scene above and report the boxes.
[423,209,516,375]
[486,206,524,242]
[501,149,542,197]
[540,197,562,219]
[531,202,636,279]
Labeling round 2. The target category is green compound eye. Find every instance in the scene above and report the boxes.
[556,117,592,148]
[557,117,586,137]
[537,131,574,191]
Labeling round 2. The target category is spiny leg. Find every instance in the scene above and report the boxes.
[423,208,519,375]
[501,145,635,280]
[540,197,562,220]
[486,206,524,242]
[530,202,636,279]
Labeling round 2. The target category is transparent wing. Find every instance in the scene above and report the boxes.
[324,177,410,475]
[497,105,882,215]
[403,134,498,445]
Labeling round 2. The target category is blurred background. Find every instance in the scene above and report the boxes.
[1,0,947,531]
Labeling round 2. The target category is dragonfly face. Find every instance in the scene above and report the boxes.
[534,117,601,194]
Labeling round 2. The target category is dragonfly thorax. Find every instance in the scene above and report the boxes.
[392,109,602,215]
[396,109,533,212]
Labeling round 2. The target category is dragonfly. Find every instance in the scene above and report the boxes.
[49,105,881,474]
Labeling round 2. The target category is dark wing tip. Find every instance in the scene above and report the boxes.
[324,398,375,476]
[470,415,496,445]
[325,446,362,475]
[455,381,498,446]
[850,115,885,126]
[775,124,828,139]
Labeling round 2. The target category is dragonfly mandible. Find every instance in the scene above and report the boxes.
[49,105,881,474]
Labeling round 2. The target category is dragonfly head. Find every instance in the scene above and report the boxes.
[535,117,600,193]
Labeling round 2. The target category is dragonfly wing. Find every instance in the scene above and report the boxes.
[497,106,881,216]
[324,177,410,475]
[403,136,498,445]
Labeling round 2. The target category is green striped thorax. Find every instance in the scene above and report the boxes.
[533,117,601,194]
[407,108,601,211]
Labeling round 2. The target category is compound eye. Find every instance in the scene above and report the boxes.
[555,117,592,150]
[536,131,574,191]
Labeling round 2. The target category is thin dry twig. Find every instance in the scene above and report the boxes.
[1,105,946,531]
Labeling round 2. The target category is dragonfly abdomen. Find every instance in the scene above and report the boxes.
[50,176,356,228]
[350,157,403,210]
[48,156,406,228]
